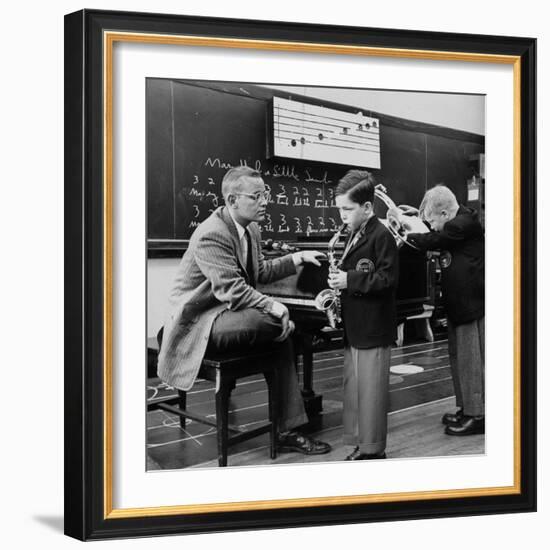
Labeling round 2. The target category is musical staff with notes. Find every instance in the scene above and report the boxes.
[272,97,381,169]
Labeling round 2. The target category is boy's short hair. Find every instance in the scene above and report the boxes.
[419,185,459,219]
[335,170,375,205]
[221,166,262,200]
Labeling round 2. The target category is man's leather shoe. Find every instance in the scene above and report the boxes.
[277,432,331,455]
[345,447,386,461]
[442,408,464,426]
[445,415,484,436]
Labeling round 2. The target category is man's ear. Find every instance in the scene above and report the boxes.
[364,201,373,213]
[227,194,236,207]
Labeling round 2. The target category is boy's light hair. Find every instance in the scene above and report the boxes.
[419,185,459,220]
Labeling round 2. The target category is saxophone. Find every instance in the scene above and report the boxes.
[314,224,347,329]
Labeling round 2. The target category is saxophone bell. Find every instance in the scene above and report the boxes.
[314,224,346,329]
[314,288,339,329]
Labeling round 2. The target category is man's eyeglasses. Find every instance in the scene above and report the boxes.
[235,191,269,202]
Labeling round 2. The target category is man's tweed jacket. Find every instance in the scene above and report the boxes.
[158,206,297,391]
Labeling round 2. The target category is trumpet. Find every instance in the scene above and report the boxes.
[314,224,347,328]
[374,184,427,249]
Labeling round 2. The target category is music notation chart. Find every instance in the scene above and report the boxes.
[272,96,381,169]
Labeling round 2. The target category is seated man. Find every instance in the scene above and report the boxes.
[158,166,331,455]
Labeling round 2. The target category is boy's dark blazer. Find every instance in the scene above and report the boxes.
[340,215,399,349]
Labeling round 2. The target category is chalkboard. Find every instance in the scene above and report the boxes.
[148,79,347,241]
[146,79,484,246]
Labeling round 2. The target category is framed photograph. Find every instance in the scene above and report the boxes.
[64,9,536,540]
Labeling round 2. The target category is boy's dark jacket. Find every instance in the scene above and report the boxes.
[340,215,399,349]
[408,205,484,325]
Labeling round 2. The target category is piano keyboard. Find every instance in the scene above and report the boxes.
[266,295,315,307]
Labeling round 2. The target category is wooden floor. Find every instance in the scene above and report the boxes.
[146,338,484,470]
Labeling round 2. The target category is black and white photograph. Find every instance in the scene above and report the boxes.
[145,80,486,470]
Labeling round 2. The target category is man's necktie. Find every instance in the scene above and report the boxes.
[244,229,256,288]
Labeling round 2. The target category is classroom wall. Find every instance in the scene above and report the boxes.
[147,89,484,337]
[148,258,180,337]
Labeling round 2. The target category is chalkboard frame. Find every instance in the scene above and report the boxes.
[65,9,536,541]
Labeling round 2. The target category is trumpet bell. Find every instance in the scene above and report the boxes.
[387,206,406,235]
[375,185,425,250]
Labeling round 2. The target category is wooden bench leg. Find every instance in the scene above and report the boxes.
[177,390,187,430]
[416,318,434,342]
[264,369,279,460]
[396,322,404,347]
[215,378,232,467]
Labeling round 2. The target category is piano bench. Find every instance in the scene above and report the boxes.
[148,341,280,467]
[396,305,435,347]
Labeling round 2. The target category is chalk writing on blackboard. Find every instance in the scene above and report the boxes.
[276,185,288,205]
[204,157,233,170]
[278,214,290,233]
[305,170,332,185]
[263,213,274,233]
[181,156,343,239]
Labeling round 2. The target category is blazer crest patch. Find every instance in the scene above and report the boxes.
[356,258,375,273]
[440,250,452,268]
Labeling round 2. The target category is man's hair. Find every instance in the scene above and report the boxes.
[221,166,262,201]
[419,185,459,219]
[335,170,375,205]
